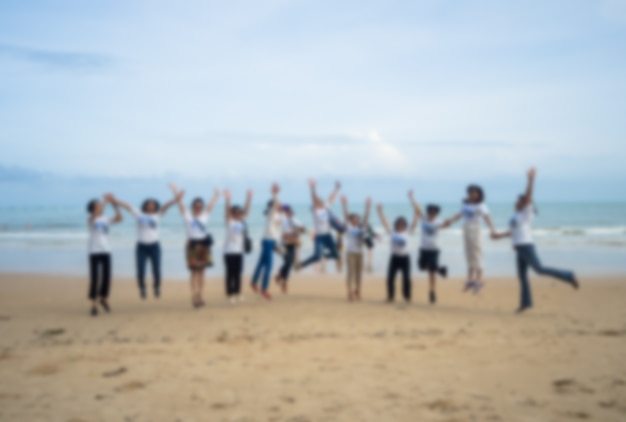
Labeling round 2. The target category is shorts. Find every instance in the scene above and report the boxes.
[186,238,213,271]
[418,249,440,272]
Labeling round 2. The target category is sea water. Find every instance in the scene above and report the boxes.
[0,202,624,280]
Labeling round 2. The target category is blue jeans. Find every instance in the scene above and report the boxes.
[515,244,574,309]
[252,239,275,291]
[300,233,339,268]
[136,242,161,293]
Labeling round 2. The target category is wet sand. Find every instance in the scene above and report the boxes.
[0,272,625,421]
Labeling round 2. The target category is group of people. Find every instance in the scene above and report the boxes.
[86,168,579,317]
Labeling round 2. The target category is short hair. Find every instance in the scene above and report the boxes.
[141,198,161,213]
[466,184,485,203]
[394,216,408,231]
[230,205,243,215]
[86,199,98,214]
[191,197,204,208]
[426,204,441,216]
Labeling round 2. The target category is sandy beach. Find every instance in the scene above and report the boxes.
[0,272,625,422]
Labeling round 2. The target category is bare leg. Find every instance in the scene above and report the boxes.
[198,270,205,305]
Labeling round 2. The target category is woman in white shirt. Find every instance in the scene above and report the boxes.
[223,188,253,304]
[298,179,341,270]
[446,184,496,294]
[376,191,422,303]
[170,184,220,308]
[340,195,371,301]
[113,191,181,300]
[275,205,306,293]
[251,183,282,301]
[86,193,123,317]
[492,168,579,313]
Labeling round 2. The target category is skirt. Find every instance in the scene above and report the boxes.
[186,239,213,271]
[463,224,482,271]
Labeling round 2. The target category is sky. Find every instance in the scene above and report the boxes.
[1,0,625,204]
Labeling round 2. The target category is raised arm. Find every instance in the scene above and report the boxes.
[168,183,186,215]
[521,167,536,208]
[206,188,220,214]
[340,195,350,221]
[111,197,134,214]
[224,189,232,223]
[408,189,423,219]
[270,183,280,210]
[105,194,123,224]
[408,190,421,233]
[161,189,184,216]
[327,180,341,206]
[308,179,321,205]
[376,204,391,234]
[242,189,253,218]
[363,198,372,226]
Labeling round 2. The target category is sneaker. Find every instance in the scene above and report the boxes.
[429,291,436,304]
[238,295,245,303]
[462,280,475,292]
[472,281,485,295]
[439,266,448,278]
[228,297,236,305]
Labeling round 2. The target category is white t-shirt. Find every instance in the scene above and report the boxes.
[390,231,410,256]
[264,209,283,241]
[88,216,113,254]
[510,204,535,246]
[345,223,366,254]
[420,220,441,251]
[132,207,160,244]
[461,203,490,227]
[184,211,210,240]
[313,207,331,234]
[224,220,245,254]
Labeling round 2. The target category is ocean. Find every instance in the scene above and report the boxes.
[0,202,624,281]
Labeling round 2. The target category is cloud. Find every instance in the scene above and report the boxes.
[0,44,110,70]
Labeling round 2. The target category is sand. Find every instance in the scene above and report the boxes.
[0,272,625,422]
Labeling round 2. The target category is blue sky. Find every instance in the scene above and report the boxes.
[1,0,625,203]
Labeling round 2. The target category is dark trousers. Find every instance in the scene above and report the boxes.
[387,255,411,300]
[136,242,161,293]
[515,244,575,309]
[224,254,244,296]
[279,244,297,281]
[89,253,111,300]
[301,233,339,268]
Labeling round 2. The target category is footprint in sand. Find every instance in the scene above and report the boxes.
[28,363,60,376]
[553,379,595,394]
[425,399,459,413]
[102,367,127,378]
[114,381,146,393]
[561,410,591,419]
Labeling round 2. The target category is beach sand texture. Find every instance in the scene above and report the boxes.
[0,273,625,421]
